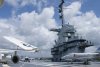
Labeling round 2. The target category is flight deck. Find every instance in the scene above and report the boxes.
[0,61,100,67]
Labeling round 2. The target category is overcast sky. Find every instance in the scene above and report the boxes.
[0,0,100,57]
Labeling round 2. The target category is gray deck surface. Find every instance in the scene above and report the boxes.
[0,61,100,67]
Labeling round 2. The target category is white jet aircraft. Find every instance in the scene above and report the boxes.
[0,36,39,64]
[3,36,39,52]
[61,52,99,64]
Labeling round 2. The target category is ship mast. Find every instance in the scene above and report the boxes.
[59,0,64,27]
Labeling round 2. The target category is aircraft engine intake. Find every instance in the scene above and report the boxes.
[12,55,19,64]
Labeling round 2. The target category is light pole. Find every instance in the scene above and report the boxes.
[0,0,4,7]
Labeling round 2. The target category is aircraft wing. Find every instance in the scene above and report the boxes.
[3,36,38,52]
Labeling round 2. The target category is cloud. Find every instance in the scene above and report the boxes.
[5,0,19,7]
[1,0,100,57]
[64,1,82,19]
[0,6,57,57]
[5,0,47,9]
[0,19,17,48]
[17,7,57,49]
[85,46,97,53]
[63,1,100,52]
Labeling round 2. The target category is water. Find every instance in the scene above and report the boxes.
[0,61,100,67]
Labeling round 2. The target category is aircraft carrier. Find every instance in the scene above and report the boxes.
[51,0,93,62]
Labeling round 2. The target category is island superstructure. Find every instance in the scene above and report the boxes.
[50,0,93,62]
